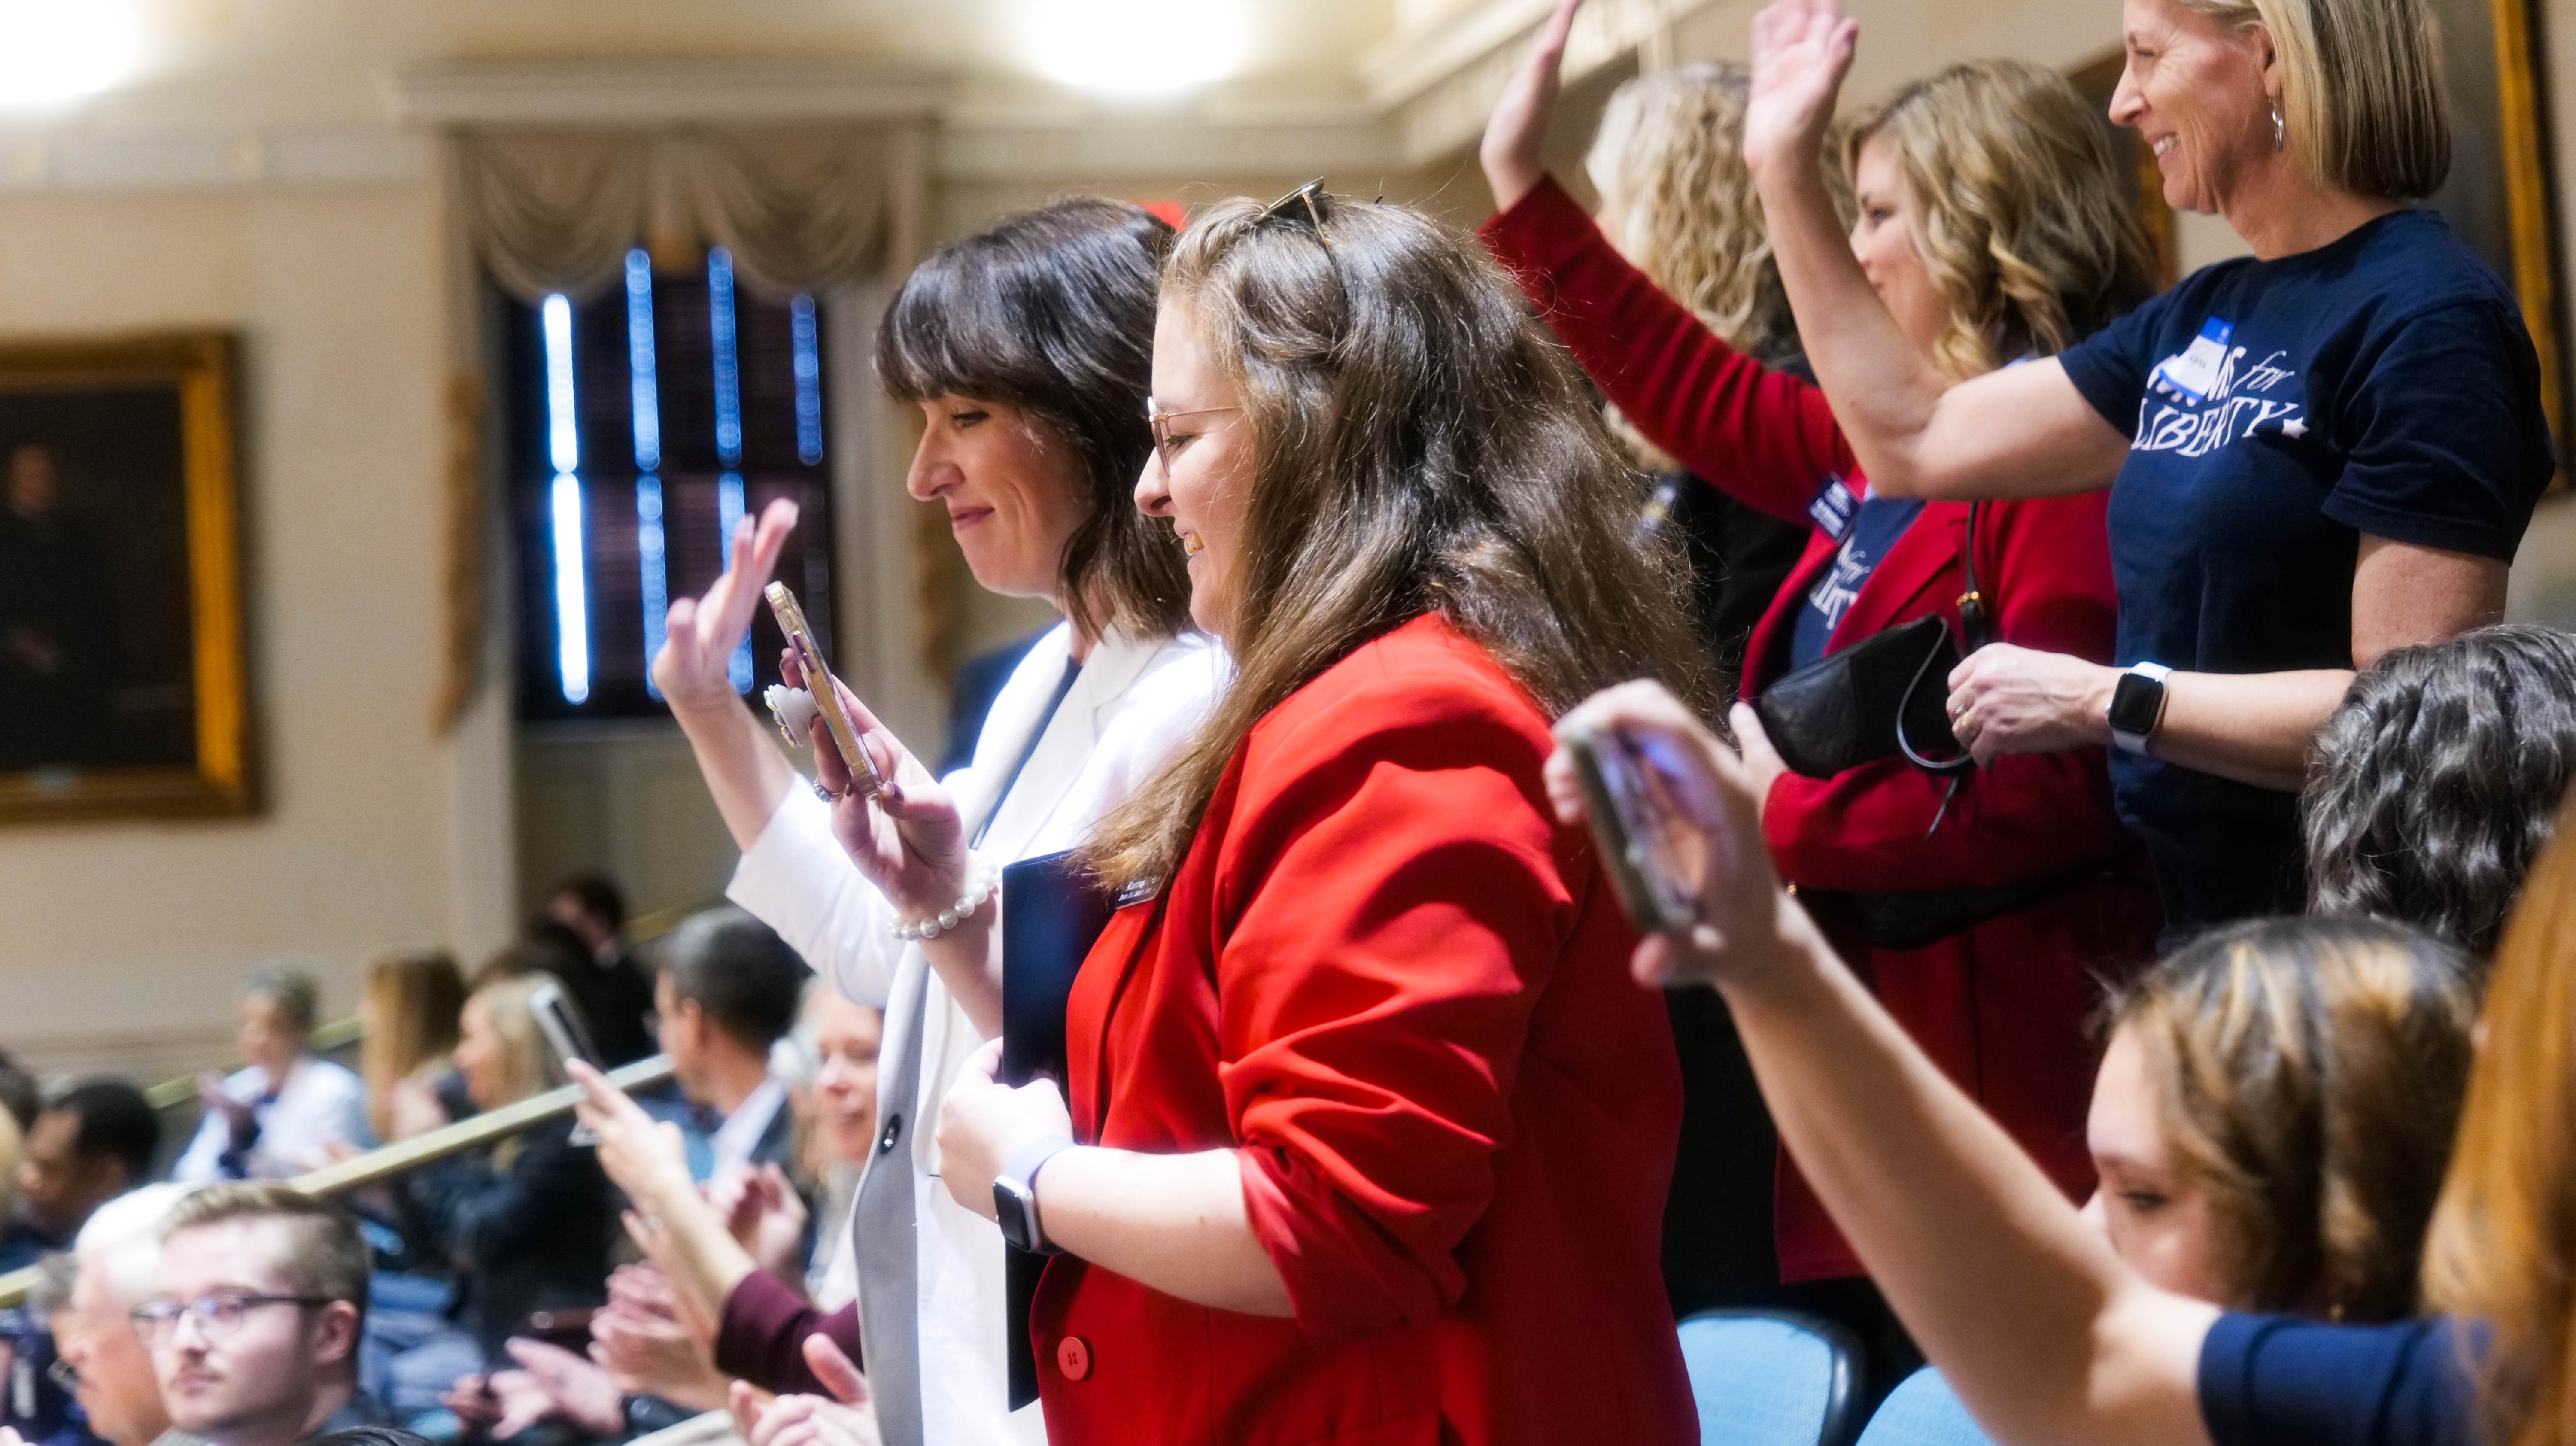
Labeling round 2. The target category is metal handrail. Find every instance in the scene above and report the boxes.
[0,1053,673,1310]
[142,1017,367,1112]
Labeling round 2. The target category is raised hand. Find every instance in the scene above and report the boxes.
[1743,0,1859,180]
[567,1060,697,1218]
[655,498,800,711]
[1479,0,1583,211]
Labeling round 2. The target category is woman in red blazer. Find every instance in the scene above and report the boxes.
[1479,3,2163,1289]
[933,189,1713,1444]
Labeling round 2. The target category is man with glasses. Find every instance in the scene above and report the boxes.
[136,1187,382,1446]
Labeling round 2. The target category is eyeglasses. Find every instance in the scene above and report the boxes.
[129,1292,332,1346]
[49,1356,81,1393]
[1145,403,1242,481]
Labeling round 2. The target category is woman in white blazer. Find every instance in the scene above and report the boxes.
[649,199,1223,1446]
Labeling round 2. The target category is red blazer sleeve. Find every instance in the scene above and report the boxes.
[1479,174,1853,524]
[1762,494,2135,893]
[1215,671,1583,1349]
[713,1268,860,1396]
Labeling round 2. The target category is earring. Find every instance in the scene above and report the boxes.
[2272,106,2286,151]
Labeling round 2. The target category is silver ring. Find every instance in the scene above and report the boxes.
[812,779,839,802]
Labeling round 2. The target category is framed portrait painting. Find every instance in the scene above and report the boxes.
[0,332,252,822]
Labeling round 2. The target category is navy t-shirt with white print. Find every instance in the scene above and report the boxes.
[2058,207,2553,928]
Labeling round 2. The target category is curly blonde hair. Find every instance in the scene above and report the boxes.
[1586,63,1795,357]
[1847,59,2159,380]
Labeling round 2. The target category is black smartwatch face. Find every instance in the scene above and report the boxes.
[2109,670,2164,737]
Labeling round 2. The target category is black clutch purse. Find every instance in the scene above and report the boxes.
[1752,613,1968,778]
[1752,502,1989,781]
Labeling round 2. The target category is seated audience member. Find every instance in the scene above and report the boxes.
[783,991,880,1310]
[2303,624,2576,959]
[176,971,372,1184]
[0,1051,38,1137]
[139,1185,383,1446]
[306,1431,428,1446]
[356,952,465,1149]
[1544,677,2576,1446]
[45,1184,200,1446]
[6,1084,159,1269]
[402,977,613,1362]
[2084,918,2473,1319]
[538,877,659,1068]
[1,1085,158,1446]
[933,188,1710,1442]
[653,909,809,1184]
[1737,0,2552,932]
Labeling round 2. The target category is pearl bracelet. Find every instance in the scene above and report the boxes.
[893,857,1000,942]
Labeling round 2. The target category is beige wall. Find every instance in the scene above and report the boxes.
[0,182,450,1080]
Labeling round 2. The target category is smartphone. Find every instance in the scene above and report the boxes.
[528,980,600,1073]
[1563,723,1706,937]
[764,581,887,800]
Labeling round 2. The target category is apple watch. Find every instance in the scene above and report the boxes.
[2108,662,2174,756]
[994,1136,1077,1255]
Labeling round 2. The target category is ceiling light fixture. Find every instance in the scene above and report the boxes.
[1025,0,1249,97]
[0,0,148,114]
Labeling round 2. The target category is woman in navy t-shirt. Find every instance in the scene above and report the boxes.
[1738,0,2554,929]
[1543,679,2576,1446]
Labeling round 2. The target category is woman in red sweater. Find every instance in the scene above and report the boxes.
[1480,0,2165,1323]
[930,189,1714,1444]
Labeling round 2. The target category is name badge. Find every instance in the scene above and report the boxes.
[2149,317,2234,404]
[1807,474,1858,541]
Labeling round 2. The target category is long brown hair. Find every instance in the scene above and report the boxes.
[2423,793,2576,1446]
[360,947,466,1140]
[2108,917,2476,1321]
[1083,192,1716,892]
[1846,60,2158,379]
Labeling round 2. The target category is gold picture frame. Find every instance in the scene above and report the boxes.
[0,332,252,822]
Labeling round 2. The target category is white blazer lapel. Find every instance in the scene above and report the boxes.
[950,624,1073,841]
[975,630,1156,860]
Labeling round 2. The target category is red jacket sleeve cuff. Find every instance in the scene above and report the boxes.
[1238,1143,1452,1351]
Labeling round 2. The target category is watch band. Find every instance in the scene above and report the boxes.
[2109,661,2174,756]
[995,1136,1078,1255]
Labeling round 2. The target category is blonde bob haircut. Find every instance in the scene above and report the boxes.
[2424,792,2576,1446]
[1846,59,2159,380]
[2175,0,2449,201]
[1586,62,1793,358]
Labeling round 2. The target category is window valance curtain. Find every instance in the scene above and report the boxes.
[455,126,896,301]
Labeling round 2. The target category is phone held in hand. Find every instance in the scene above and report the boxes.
[764,581,888,800]
[1563,722,1707,937]
[529,980,600,1072]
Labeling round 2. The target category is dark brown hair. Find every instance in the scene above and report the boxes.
[1083,191,1717,890]
[2108,916,2475,1321]
[2303,624,2576,960]
[876,197,1190,642]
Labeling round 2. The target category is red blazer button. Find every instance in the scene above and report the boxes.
[1056,1335,1092,1381]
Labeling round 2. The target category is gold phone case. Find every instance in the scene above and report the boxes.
[764,582,887,799]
